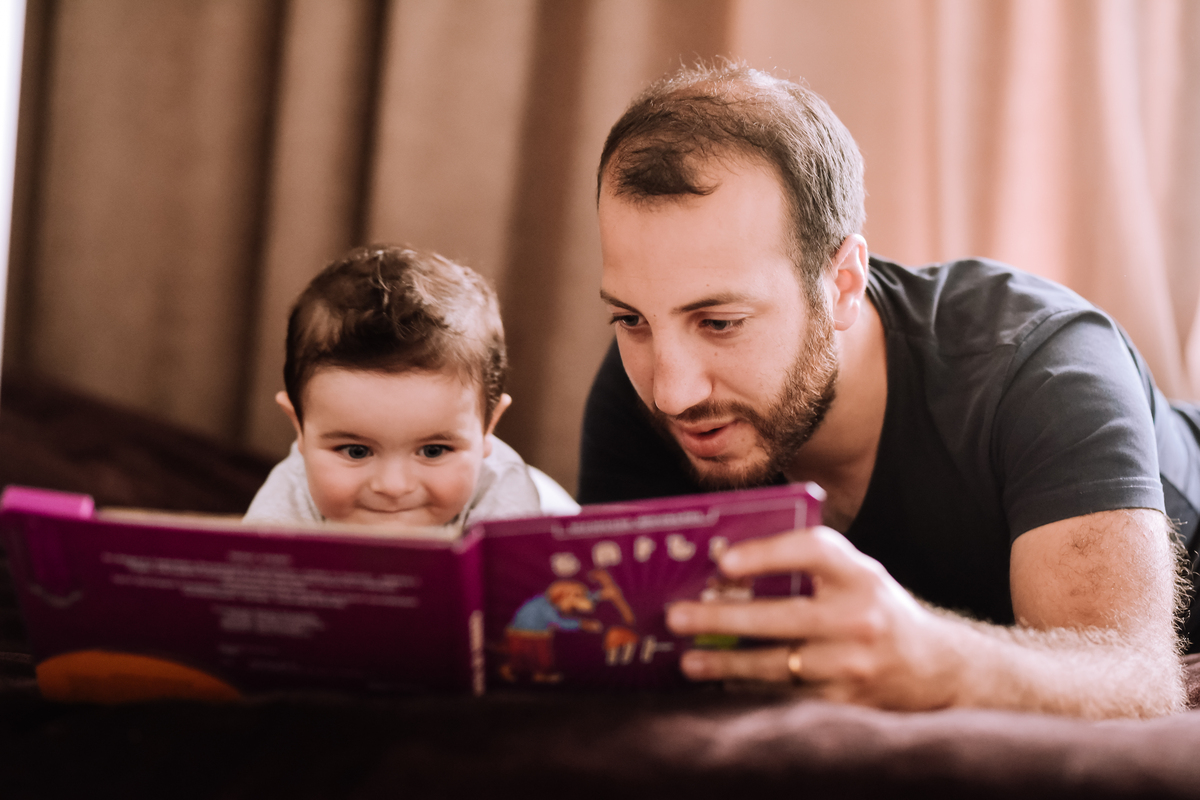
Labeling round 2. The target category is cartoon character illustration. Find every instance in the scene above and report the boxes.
[602,625,639,665]
[499,580,605,683]
[588,569,638,666]
[499,567,667,681]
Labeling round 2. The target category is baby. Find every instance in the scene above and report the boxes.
[244,244,578,529]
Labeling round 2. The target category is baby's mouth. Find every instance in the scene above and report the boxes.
[360,503,424,517]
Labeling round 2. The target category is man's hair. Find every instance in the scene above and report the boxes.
[598,62,865,285]
[283,244,506,426]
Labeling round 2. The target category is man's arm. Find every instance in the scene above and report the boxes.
[667,507,1185,718]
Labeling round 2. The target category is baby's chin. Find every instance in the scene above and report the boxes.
[326,506,458,529]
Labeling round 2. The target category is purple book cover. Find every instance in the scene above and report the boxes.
[0,486,484,702]
[478,482,823,690]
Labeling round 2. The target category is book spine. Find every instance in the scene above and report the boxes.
[455,533,485,696]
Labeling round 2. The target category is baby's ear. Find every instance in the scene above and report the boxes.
[276,391,304,442]
[482,393,513,457]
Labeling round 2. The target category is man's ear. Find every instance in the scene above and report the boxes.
[827,234,869,331]
[482,393,513,458]
[276,391,304,443]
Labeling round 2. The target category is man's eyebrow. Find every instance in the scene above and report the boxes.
[676,292,754,314]
[599,289,637,311]
[601,289,757,315]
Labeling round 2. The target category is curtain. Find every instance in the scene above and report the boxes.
[6,0,1199,497]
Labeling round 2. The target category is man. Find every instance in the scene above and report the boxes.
[579,63,1200,718]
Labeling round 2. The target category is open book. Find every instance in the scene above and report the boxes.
[0,482,822,702]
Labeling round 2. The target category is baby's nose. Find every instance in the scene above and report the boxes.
[370,458,414,496]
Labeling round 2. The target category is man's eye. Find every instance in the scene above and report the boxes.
[420,444,450,459]
[701,318,744,332]
[610,314,642,328]
[340,444,371,460]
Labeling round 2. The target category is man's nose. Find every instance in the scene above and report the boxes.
[651,337,713,417]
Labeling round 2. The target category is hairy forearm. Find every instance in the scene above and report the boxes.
[674,514,1187,718]
[928,608,1185,719]
[941,508,1188,719]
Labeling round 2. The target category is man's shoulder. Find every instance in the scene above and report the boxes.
[868,255,1109,356]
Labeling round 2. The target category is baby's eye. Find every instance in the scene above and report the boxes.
[420,444,451,459]
[339,444,372,460]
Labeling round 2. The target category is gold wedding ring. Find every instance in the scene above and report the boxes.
[786,645,804,684]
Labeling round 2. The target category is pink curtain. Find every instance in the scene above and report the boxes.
[6,0,1199,497]
[735,0,1200,401]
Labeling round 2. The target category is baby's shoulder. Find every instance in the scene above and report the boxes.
[478,437,580,519]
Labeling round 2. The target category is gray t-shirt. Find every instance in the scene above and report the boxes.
[579,257,1200,629]
[244,435,578,530]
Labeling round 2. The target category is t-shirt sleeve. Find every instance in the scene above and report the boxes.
[995,311,1164,540]
[577,339,702,504]
[463,437,545,524]
[242,441,323,524]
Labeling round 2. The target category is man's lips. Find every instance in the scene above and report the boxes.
[670,419,742,459]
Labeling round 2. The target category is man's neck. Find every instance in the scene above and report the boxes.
[783,296,888,532]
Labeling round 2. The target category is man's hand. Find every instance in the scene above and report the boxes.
[667,509,1185,718]
[668,525,965,710]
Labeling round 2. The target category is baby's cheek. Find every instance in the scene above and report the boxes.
[445,462,483,514]
[308,464,356,521]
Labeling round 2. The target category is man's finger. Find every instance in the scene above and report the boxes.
[720,526,868,585]
[680,640,857,690]
[667,596,821,639]
[680,645,797,682]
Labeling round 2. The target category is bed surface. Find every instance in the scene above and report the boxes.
[3,371,1200,799]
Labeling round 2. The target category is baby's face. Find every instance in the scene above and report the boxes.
[293,367,494,527]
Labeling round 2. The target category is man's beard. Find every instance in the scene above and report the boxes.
[647,298,839,491]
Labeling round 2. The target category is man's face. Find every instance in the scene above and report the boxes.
[599,160,838,489]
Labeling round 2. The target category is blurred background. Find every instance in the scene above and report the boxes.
[3,0,1199,499]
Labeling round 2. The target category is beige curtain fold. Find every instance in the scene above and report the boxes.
[245,0,384,455]
[6,0,1200,498]
[7,0,281,441]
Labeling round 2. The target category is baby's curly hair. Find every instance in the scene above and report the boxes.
[283,244,506,426]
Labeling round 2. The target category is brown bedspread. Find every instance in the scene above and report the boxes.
[3,687,1200,799]
[3,371,1200,799]
[0,372,274,515]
